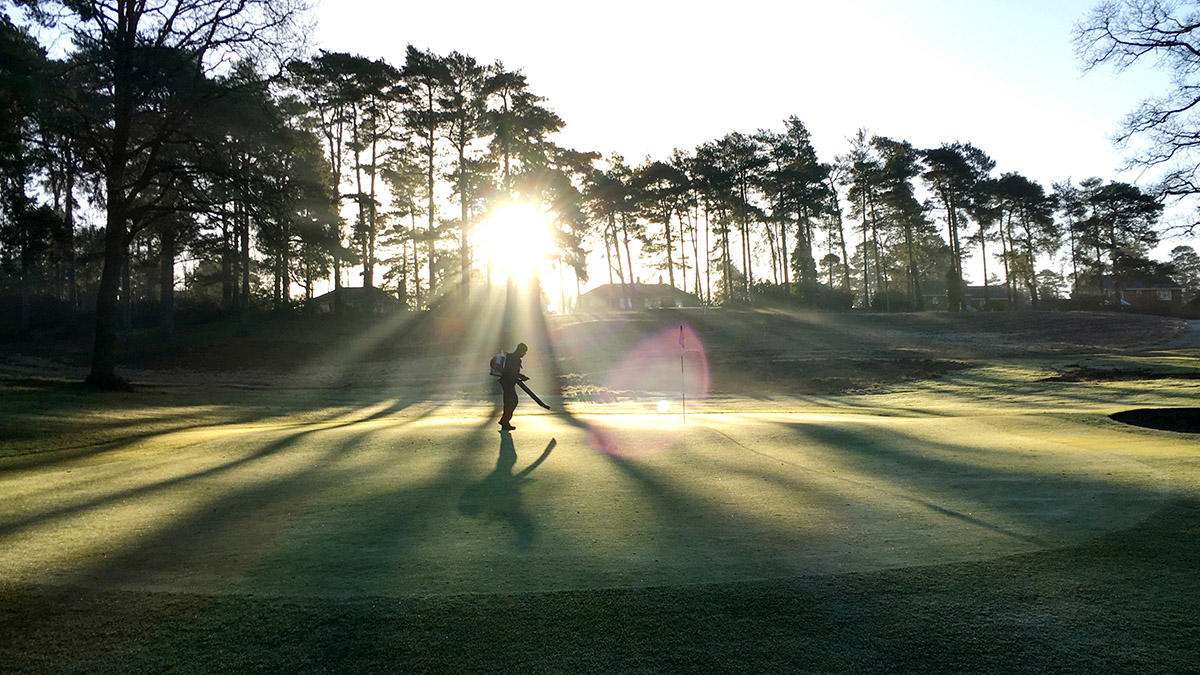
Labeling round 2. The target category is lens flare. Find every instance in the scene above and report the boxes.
[585,324,710,457]
[475,202,555,283]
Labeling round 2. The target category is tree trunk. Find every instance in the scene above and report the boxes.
[240,204,250,324]
[1067,218,1079,298]
[87,207,128,388]
[621,219,636,289]
[221,212,233,309]
[558,261,566,313]
[704,204,711,304]
[766,219,779,286]
[411,211,422,309]
[867,196,885,311]
[426,89,437,298]
[861,197,871,309]
[273,259,282,310]
[796,209,817,301]
[692,202,702,298]
[19,245,30,334]
[603,223,614,286]
[64,155,78,310]
[663,208,675,288]
[120,250,132,331]
[905,222,920,309]
[980,222,989,309]
[353,107,366,291]
[459,145,470,300]
[159,226,175,342]
[780,213,790,294]
[1000,210,1014,307]
[828,177,850,292]
[678,209,688,294]
[369,131,379,292]
[742,178,753,293]
[1021,213,1040,309]
[941,188,962,312]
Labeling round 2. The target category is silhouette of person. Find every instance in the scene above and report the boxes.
[498,342,529,431]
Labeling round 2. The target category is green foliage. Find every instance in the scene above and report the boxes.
[1171,245,1200,296]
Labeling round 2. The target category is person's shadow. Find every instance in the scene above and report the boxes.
[459,432,556,549]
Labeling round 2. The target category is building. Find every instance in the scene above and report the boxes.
[578,283,702,312]
[310,286,400,313]
[920,283,1029,310]
[1099,274,1183,309]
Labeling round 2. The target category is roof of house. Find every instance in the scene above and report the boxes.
[312,286,400,304]
[580,283,701,302]
[1099,274,1181,291]
[920,282,1027,298]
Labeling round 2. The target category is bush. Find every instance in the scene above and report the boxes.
[749,282,854,311]
[870,290,912,312]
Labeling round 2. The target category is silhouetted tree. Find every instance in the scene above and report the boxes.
[1079,180,1163,298]
[1170,244,1200,296]
[841,130,884,308]
[921,142,994,311]
[1052,179,1094,298]
[441,51,487,298]
[875,137,931,309]
[14,0,307,387]
[993,173,1060,307]
[714,132,766,298]
[634,159,686,288]
[1077,0,1200,234]
[402,46,449,299]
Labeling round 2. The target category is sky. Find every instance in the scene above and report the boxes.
[313,0,1194,294]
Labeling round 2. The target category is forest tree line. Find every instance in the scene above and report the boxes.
[2,1,1200,387]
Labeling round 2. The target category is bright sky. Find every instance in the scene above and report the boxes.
[315,0,1194,294]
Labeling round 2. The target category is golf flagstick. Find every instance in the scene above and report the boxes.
[680,325,686,424]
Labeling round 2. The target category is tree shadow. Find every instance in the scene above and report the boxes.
[458,433,556,550]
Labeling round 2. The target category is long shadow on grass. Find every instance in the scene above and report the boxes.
[0,381,436,474]
[218,414,501,595]
[458,433,556,550]
[0,398,449,544]
[686,433,1044,546]
[769,420,1171,541]
[39,409,500,598]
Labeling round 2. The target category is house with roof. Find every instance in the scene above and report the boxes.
[919,282,1029,310]
[578,282,702,312]
[1099,274,1183,309]
[310,286,401,313]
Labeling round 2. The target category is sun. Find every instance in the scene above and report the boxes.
[475,202,555,283]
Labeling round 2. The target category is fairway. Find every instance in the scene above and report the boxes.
[3,316,1200,670]
[0,385,1188,598]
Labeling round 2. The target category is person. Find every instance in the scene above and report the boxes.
[498,342,529,431]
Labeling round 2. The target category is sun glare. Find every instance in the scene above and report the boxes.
[475,203,555,283]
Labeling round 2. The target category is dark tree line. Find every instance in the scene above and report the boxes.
[0,0,1191,388]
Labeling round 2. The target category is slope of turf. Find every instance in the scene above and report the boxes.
[2,499,1198,672]
[1,312,1197,670]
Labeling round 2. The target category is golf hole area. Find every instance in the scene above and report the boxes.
[1110,408,1200,434]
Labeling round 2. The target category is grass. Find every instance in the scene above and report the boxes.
[3,499,1199,672]
[0,310,1198,671]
